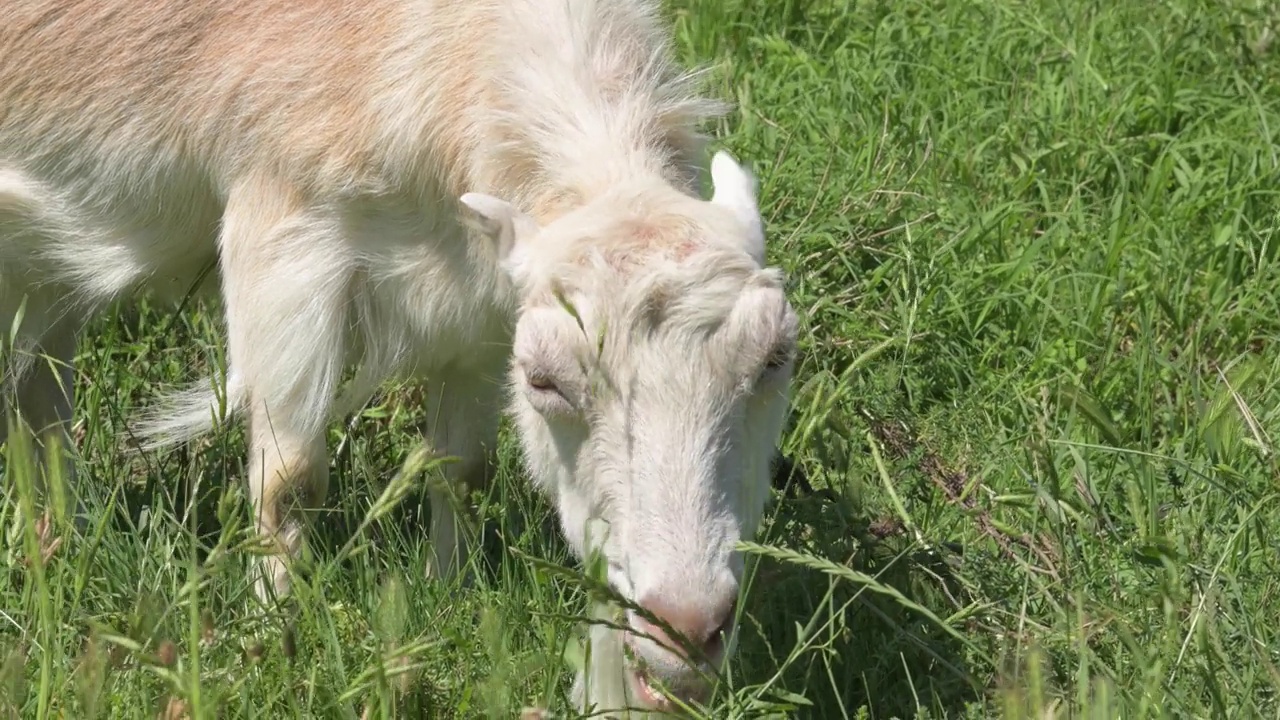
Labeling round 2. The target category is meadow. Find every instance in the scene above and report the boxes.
[3,0,1279,717]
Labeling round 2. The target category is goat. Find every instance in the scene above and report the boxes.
[0,0,799,714]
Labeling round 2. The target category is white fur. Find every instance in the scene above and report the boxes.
[0,1,798,715]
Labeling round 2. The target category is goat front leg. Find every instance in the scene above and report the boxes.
[420,359,504,584]
[574,605,636,717]
[243,401,329,601]
[219,174,349,602]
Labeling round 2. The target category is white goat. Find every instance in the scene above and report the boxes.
[0,0,798,714]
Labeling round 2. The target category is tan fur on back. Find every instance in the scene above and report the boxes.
[3,1,467,206]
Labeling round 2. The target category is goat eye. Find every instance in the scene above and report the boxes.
[527,374,559,392]
[523,371,579,416]
[764,347,795,372]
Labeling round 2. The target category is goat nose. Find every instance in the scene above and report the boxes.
[633,591,738,662]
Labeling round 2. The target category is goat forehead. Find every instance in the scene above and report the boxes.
[615,249,766,321]
[518,248,788,379]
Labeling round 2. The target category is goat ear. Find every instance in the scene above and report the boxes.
[460,192,540,264]
[709,151,765,265]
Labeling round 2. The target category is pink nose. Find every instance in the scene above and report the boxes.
[632,592,738,664]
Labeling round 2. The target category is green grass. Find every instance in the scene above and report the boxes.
[4,0,1280,717]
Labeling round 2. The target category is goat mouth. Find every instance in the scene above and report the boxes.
[627,660,673,711]
[621,638,709,712]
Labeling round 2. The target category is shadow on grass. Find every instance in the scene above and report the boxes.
[100,425,559,604]
[727,458,983,719]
